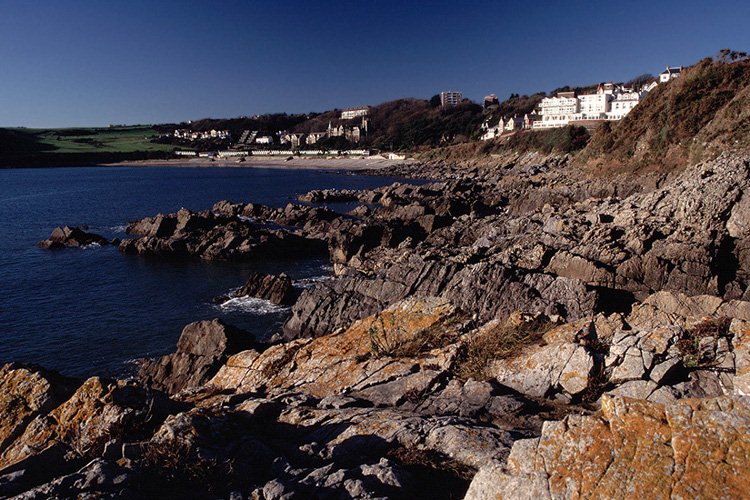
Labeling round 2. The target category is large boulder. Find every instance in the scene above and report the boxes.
[138,319,256,395]
[210,297,462,399]
[120,208,328,261]
[0,364,78,453]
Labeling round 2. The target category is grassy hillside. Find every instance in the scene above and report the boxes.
[0,126,174,166]
[581,56,750,172]
[36,126,173,153]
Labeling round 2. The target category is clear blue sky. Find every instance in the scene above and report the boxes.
[1,0,748,127]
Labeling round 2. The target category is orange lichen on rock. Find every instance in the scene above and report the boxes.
[466,395,750,499]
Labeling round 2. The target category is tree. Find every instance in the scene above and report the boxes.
[429,95,441,108]
[717,48,749,63]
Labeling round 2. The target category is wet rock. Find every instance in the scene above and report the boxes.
[120,208,328,261]
[232,272,296,306]
[297,188,360,203]
[39,226,111,249]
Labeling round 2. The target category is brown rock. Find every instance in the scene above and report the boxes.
[234,272,295,305]
[465,395,750,499]
[0,377,152,470]
[0,364,77,452]
[210,297,461,399]
[39,226,110,249]
[138,319,256,395]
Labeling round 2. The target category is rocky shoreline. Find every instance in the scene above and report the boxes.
[11,151,750,497]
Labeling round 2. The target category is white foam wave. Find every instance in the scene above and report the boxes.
[81,242,102,249]
[215,296,290,314]
[110,224,128,233]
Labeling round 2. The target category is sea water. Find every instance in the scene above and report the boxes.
[0,165,405,377]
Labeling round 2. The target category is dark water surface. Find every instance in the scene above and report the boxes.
[0,166,403,377]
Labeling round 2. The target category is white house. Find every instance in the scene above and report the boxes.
[341,107,370,120]
[281,133,306,148]
[306,132,327,145]
[533,91,578,129]
[533,81,652,129]
[578,90,610,120]
[659,66,682,83]
[606,89,646,120]
[255,136,274,145]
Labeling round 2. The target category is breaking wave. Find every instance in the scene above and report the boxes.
[214,296,290,314]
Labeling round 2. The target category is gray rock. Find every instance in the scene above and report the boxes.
[649,357,682,385]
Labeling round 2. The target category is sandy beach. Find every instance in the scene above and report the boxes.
[101,155,414,171]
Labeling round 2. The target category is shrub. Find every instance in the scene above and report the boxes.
[676,316,731,369]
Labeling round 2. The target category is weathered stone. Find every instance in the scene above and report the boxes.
[606,379,658,400]
[649,357,682,385]
[489,341,593,399]
[0,364,77,453]
[0,377,153,471]
[139,319,256,395]
[465,395,750,499]
[232,272,296,305]
[609,346,652,384]
[210,297,460,399]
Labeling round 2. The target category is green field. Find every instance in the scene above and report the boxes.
[22,126,174,153]
[0,125,178,166]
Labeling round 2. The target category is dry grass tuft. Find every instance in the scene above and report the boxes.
[456,318,553,381]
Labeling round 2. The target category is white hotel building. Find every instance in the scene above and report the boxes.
[533,83,651,129]
[535,91,579,129]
